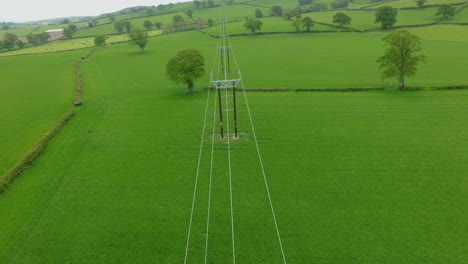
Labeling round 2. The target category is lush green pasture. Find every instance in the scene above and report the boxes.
[246,0,300,9]
[0,50,84,175]
[369,0,466,9]
[203,16,339,35]
[0,30,468,263]
[372,24,468,42]
[0,30,162,57]
[74,12,186,38]
[310,8,444,30]
[193,4,270,22]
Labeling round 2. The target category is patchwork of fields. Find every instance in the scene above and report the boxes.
[1,1,468,263]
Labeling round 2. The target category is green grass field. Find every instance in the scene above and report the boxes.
[1,2,468,263]
[309,7,443,31]
[369,0,466,9]
[0,50,83,175]
[1,31,468,263]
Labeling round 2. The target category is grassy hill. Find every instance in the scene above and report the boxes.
[1,1,468,263]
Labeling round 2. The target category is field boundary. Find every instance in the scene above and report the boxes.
[205,87,384,92]
[0,109,75,195]
[73,49,98,106]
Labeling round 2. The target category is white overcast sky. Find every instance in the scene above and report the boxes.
[1,0,190,22]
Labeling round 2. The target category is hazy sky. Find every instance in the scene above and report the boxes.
[1,0,189,22]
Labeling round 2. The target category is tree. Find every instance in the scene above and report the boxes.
[16,40,25,49]
[271,5,283,16]
[157,4,165,10]
[146,8,155,17]
[144,20,153,30]
[298,0,313,4]
[124,21,133,33]
[4,33,18,43]
[2,39,14,50]
[166,49,205,92]
[292,17,302,31]
[207,19,215,27]
[68,24,78,32]
[62,18,71,24]
[2,25,10,30]
[0,40,3,51]
[173,15,185,23]
[243,18,263,35]
[94,35,108,47]
[375,6,397,29]
[186,9,194,19]
[195,17,205,30]
[377,30,425,90]
[333,12,351,26]
[63,27,74,38]
[415,0,426,8]
[207,0,215,7]
[115,21,125,33]
[154,22,162,29]
[194,0,202,8]
[302,16,314,31]
[331,0,349,9]
[27,34,40,46]
[128,28,149,53]
[38,32,50,44]
[436,4,455,20]
[255,8,263,18]
[169,3,174,8]
[109,15,116,22]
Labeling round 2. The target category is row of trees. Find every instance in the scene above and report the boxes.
[193,0,216,9]
[0,32,51,51]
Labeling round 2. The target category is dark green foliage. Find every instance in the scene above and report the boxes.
[128,28,149,53]
[271,5,283,16]
[38,32,50,44]
[377,30,425,90]
[302,16,314,31]
[109,15,116,22]
[144,20,153,30]
[194,0,202,8]
[115,21,133,33]
[255,8,264,18]
[207,19,215,27]
[0,109,75,194]
[415,0,427,8]
[157,4,165,10]
[331,0,349,9]
[283,9,301,20]
[63,27,74,38]
[0,40,3,51]
[1,25,9,30]
[2,33,17,50]
[94,35,108,47]
[186,9,194,19]
[333,12,352,26]
[146,8,155,17]
[173,15,185,23]
[375,6,398,29]
[16,40,25,49]
[68,24,78,32]
[292,17,302,31]
[154,22,162,29]
[436,4,456,20]
[314,3,328,11]
[166,49,205,91]
[62,18,71,24]
[298,0,313,5]
[243,18,263,35]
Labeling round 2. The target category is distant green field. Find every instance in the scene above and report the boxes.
[372,24,468,42]
[74,12,188,38]
[202,16,340,35]
[449,6,468,22]
[246,0,300,9]
[193,4,270,22]
[1,31,468,263]
[0,50,83,175]
[369,0,466,9]
[0,30,162,56]
[310,7,442,31]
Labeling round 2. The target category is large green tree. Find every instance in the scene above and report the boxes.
[128,28,149,53]
[144,20,153,30]
[333,12,351,26]
[243,18,263,35]
[255,8,263,18]
[292,17,302,32]
[436,4,455,20]
[415,0,427,8]
[302,16,314,31]
[94,35,108,47]
[166,49,205,92]
[271,5,283,16]
[63,27,74,38]
[375,6,398,29]
[377,30,425,90]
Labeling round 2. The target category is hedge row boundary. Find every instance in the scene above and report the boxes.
[73,49,97,106]
[0,109,75,195]
[205,87,384,92]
